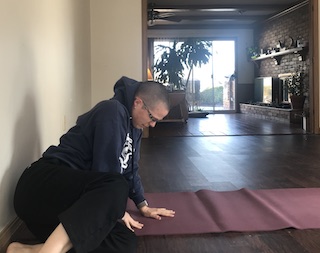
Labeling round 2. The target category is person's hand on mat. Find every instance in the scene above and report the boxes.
[122,211,144,232]
[139,206,175,220]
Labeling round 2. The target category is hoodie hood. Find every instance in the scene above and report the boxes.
[112,76,140,116]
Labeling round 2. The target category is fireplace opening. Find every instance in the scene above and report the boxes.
[252,75,291,109]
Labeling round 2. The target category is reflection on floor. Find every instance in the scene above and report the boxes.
[150,113,306,137]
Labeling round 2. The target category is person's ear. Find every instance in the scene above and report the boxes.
[134,97,143,108]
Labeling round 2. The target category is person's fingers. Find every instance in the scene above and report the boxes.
[149,212,162,220]
[147,208,175,220]
[131,220,144,229]
[140,206,176,220]
[123,220,134,232]
[154,208,175,217]
[158,208,175,217]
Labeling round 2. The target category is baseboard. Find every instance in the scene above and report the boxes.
[0,217,23,253]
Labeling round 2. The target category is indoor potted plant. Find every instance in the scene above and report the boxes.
[153,41,185,90]
[153,39,212,119]
[179,39,212,87]
[153,39,212,90]
[284,66,307,109]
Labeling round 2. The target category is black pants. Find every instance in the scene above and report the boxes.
[13,158,137,253]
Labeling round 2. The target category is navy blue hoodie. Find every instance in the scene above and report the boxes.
[43,76,145,206]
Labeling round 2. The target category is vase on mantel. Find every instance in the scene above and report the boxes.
[290,95,306,110]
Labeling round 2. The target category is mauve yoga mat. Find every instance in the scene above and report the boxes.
[126,188,320,236]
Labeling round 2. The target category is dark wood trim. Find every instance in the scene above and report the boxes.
[148,24,257,30]
[265,0,309,22]
[142,0,150,138]
[311,0,319,133]
[142,0,148,82]
[149,4,294,11]
[0,217,23,253]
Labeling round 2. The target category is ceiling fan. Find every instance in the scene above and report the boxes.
[147,4,246,27]
[147,4,182,26]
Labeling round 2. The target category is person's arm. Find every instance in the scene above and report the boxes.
[129,130,176,220]
[127,131,146,204]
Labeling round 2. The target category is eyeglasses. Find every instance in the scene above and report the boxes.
[142,100,159,122]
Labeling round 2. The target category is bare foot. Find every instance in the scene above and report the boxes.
[7,242,43,253]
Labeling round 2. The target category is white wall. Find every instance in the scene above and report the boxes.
[0,0,144,234]
[90,0,143,103]
[0,0,91,232]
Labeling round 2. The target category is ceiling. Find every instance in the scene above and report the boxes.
[147,0,309,29]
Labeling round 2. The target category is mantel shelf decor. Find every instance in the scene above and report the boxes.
[252,46,308,65]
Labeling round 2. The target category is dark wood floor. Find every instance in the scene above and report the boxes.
[138,114,320,253]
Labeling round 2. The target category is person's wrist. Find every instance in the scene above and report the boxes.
[139,205,149,214]
[137,200,148,209]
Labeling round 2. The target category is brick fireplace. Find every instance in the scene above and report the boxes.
[240,103,303,125]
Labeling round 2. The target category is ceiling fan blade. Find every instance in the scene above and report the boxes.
[157,12,175,19]
[148,9,182,23]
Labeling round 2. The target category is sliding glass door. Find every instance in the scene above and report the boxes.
[152,38,236,113]
[188,40,236,112]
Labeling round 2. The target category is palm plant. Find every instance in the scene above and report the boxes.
[153,39,212,90]
[154,41,185,89]
[180,39,212,87]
